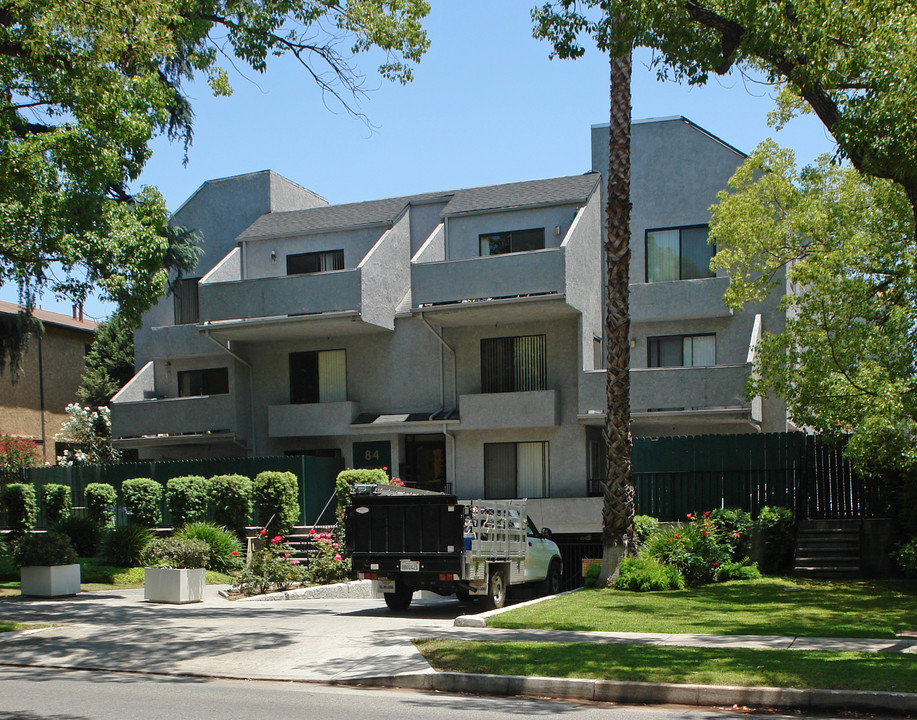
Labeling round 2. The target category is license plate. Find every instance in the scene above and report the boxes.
[400,559,420,572]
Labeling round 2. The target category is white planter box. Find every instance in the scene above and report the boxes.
[144,567,206,604]
[20,564,81,597]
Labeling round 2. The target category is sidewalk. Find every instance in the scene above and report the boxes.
[0,585,914,714]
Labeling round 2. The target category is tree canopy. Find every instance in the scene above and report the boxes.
[78,311,136,408]
[712,142,917,471]
[533,1,917,225]
[1,0,430,370]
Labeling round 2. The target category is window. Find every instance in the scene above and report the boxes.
[177,367,229,397]
[286,250,344,275]
[481,335,546,393]
[289,349,347,404]
[646,225,714,282]
[173,277,201,325]
[484,441,550,499]
[479,228,545,256]
[648,334,716,367]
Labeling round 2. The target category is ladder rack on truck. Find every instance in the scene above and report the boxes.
[346,484,562,611]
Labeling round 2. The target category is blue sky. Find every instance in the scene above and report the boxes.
[2,1,835,320]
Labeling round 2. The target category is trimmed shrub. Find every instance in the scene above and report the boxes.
[335,468,390,511]
[84,483,118,527]
[13,532,77,567]
[2,483,37,536]
[252,471,299,537]
[633,515,659,551]
[57,515,102,557]
[209,474,253,539]
[714,560,762,582]
[583,561,602,588]
[756,505,795,574]
[645,522,728,586]
[165,476,209,527]
[142,536,209,569]
[121,478,163,527]
[614,555,685,592]
[175,522,241,573]
[40,483,72,527]
[708,508,753,561]
[103,524,154,567]
[895,537,917,578]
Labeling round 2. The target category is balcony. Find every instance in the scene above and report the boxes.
[268,401,359,438]
[630,276,733,323]
[411,201,599,326]
[458,390,559,430]
[579,364,756,429]
[196,223,409,341]
[111,362,247,447]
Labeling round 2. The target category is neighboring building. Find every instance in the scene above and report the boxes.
[0,302,98,464]
[111,118,789,533]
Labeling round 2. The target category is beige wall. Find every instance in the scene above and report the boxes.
[0,324,93,464]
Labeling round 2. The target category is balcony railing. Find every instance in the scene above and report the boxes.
[459,389,559,429]
[630,276,732,322]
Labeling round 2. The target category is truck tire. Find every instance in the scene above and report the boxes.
[483,568,507,610]
[383,583,413,611]
[541,559,561,597]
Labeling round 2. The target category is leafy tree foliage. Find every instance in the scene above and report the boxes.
[532,1,917,225]
[0,434,42,471]
[77,312,136,407]
[713,142,917,471]
[1,0,430,370]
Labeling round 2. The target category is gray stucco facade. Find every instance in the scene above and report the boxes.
[111,118,789,533]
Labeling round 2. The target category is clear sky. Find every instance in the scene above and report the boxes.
[2,1,835,321]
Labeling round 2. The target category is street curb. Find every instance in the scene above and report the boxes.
[453,588,579,627]
[229,580,379,602]
[338,672,917,714]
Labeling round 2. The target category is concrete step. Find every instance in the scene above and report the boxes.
[794,566,861,579]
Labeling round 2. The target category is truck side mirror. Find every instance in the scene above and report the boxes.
[540,527,553,539]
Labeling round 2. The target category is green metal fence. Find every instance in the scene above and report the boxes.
[22,455,344,529]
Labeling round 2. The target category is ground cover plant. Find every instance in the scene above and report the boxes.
[489,578,917,638]
[414,640,916,693]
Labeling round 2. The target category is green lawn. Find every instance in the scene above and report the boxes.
[415,640,917,693]
[491,578,917,638]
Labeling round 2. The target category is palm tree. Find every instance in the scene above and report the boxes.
[598,48,636,585]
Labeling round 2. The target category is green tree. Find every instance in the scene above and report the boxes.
[712,142,917,472]
[1,0,431,371]
[533,7,636,583]
[77,312,136,408]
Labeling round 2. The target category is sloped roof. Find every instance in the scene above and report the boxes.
[236,173,600,241]
[0,300,98,333]
[441,173,600,216]
[237,192,450,241]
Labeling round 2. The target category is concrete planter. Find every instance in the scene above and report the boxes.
[20,564,81,597]
[144,567,206,604]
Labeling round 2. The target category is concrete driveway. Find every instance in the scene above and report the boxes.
[0,586,463,681]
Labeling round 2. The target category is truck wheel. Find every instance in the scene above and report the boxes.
[383,583,413,611]
[542,559,561,597]
[483,568,506,610]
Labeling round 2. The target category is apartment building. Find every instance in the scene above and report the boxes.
[0,302,98,464]
[111,117,788,532]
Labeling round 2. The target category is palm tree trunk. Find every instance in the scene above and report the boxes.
[599,48,636,586]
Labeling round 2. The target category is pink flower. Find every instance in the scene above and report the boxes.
[271,535,282,543]
[309,528,315,535]
[260,529,267,536]
[686,513,692,519]
[334,554,342,562]
[702,531,707,537]
[732,532,740,538]
[674,533,680,539]
[713,562,719,567]
[382,466,388,471]
[290,559,301,565]
[284,552,290,557]
[231,550,238,555]
[332,542,339,548]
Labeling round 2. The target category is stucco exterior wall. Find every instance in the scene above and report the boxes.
[445,204,581,260]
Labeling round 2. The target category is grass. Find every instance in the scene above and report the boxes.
[0,621,52,633]
[415,639,917,693]
[491,577,917,638]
